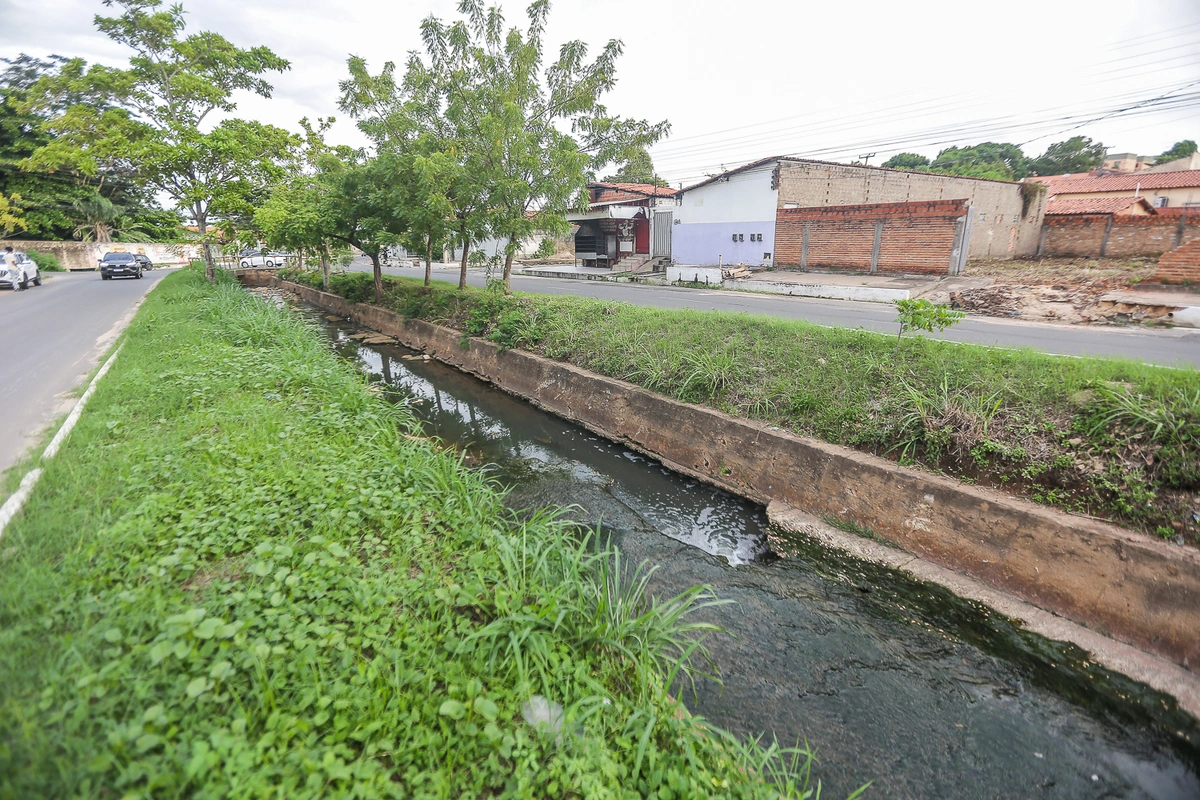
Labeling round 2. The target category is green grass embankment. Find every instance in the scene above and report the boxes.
[284,270,1200,543]
[0,267,834,798]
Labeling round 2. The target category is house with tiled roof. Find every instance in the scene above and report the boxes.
[1030,170,1200,211]
[566,182,678,269]
[1044,196,1156,217]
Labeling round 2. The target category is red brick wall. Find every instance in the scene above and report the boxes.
[775,200,967,275]
[1155,240,1200,284]
[1041,214,1200,258]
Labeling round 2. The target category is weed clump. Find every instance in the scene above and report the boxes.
[0,267,833,797]
[282,269,1200,542]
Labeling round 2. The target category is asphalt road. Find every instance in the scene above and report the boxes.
[347,260,1200,368]
[1,269,170,476]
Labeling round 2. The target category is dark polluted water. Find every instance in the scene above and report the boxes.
[313,311,1199,800]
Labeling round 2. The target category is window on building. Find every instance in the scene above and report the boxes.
[731,233,738,242]
[763,252,771,260]
[739,233,744,242]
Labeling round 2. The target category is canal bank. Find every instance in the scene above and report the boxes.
[241,272,1200,706]
[294,294,1200,799]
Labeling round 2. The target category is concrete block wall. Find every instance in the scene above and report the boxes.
[1041,215,1200,259]
[3,240,201,270]
[776,160,1042,260]
[774,200,966,275]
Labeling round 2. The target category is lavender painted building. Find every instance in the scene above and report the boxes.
[671,157,779,267]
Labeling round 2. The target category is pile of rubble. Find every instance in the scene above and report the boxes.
[950,280,1189,326]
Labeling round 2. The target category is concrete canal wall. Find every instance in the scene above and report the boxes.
[240,270,1200,685]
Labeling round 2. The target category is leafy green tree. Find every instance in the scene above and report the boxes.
[340,54,490,291]
[23,1,297,279]
[1027,136,1106,176]
[345,0,668,294]
[0,190,26,237]
[881,152,930,171]
[1156,140,1197,164]
[256,119,354,291]
[386,148,454,287]
[1,54,151,240]
[603,146,668,186]
[929,142,1027,181]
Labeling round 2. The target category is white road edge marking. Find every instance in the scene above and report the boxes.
[43,342,124,459]
[0,469,42,536]
[0,342,125,538]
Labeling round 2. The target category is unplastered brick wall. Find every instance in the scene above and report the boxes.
[1155,240,1200,284]
[775,160,1042,259]
[774,199,966,275]
[1041,214,1200,258]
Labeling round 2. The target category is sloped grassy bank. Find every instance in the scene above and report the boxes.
[282,270,1200,543]
[0,267,833,799]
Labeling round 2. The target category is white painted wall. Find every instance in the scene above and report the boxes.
[673,163,779,224]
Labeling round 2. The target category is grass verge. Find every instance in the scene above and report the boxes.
[282,269,1200,544]
[0,266,838,798]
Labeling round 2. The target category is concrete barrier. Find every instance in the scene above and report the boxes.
[264,277,1200,675]
[667,265,723,285]
[725,279,910,303]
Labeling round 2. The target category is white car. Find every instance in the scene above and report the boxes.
[238,249,283,268]
[0,251,41,290]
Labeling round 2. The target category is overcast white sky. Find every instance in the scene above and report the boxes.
[3,0,1199,186]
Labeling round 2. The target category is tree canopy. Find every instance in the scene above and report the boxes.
[1156,139,1197,164]
[1026,136,1106,176]
[340,0,668,292]
[881,152,931,171]
[22,0,298,278]
[603,146,668,186]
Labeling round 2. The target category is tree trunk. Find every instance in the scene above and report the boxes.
[502,235,517,295]
[320,249,330,293]
[196,208,215,282]
[458,227,470,291]
[425,237,433,287]
[371,252,383,303]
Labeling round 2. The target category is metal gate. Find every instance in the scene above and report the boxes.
[652,210,673,258]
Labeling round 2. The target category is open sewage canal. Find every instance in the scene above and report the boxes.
[301,302,1199,800]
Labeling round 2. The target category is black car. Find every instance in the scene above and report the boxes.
[99,252,143,280]
[133,253,153,271]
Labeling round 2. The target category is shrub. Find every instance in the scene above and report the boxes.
[26,249,63,271]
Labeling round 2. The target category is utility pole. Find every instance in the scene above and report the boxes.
[858,152,876,166]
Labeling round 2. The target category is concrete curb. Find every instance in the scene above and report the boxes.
[0,343,124,539]
[258,276,1200,690]
[725,278,910,303]
[767,501,1200,719]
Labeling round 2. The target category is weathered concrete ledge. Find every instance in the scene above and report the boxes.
[768,502,1200,718]
[251,274,1200,686]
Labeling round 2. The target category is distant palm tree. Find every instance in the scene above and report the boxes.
[72,196,148,243]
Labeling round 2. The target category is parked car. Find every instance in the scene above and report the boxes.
[99,252,143,280]
[0,251,41,289]
[238,249,279,268]
[133,253,153,271]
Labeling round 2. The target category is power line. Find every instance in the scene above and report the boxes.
[658,92,1200,185]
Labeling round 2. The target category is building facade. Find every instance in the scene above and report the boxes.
[671,157,1044,268]
[567,183,678,268]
